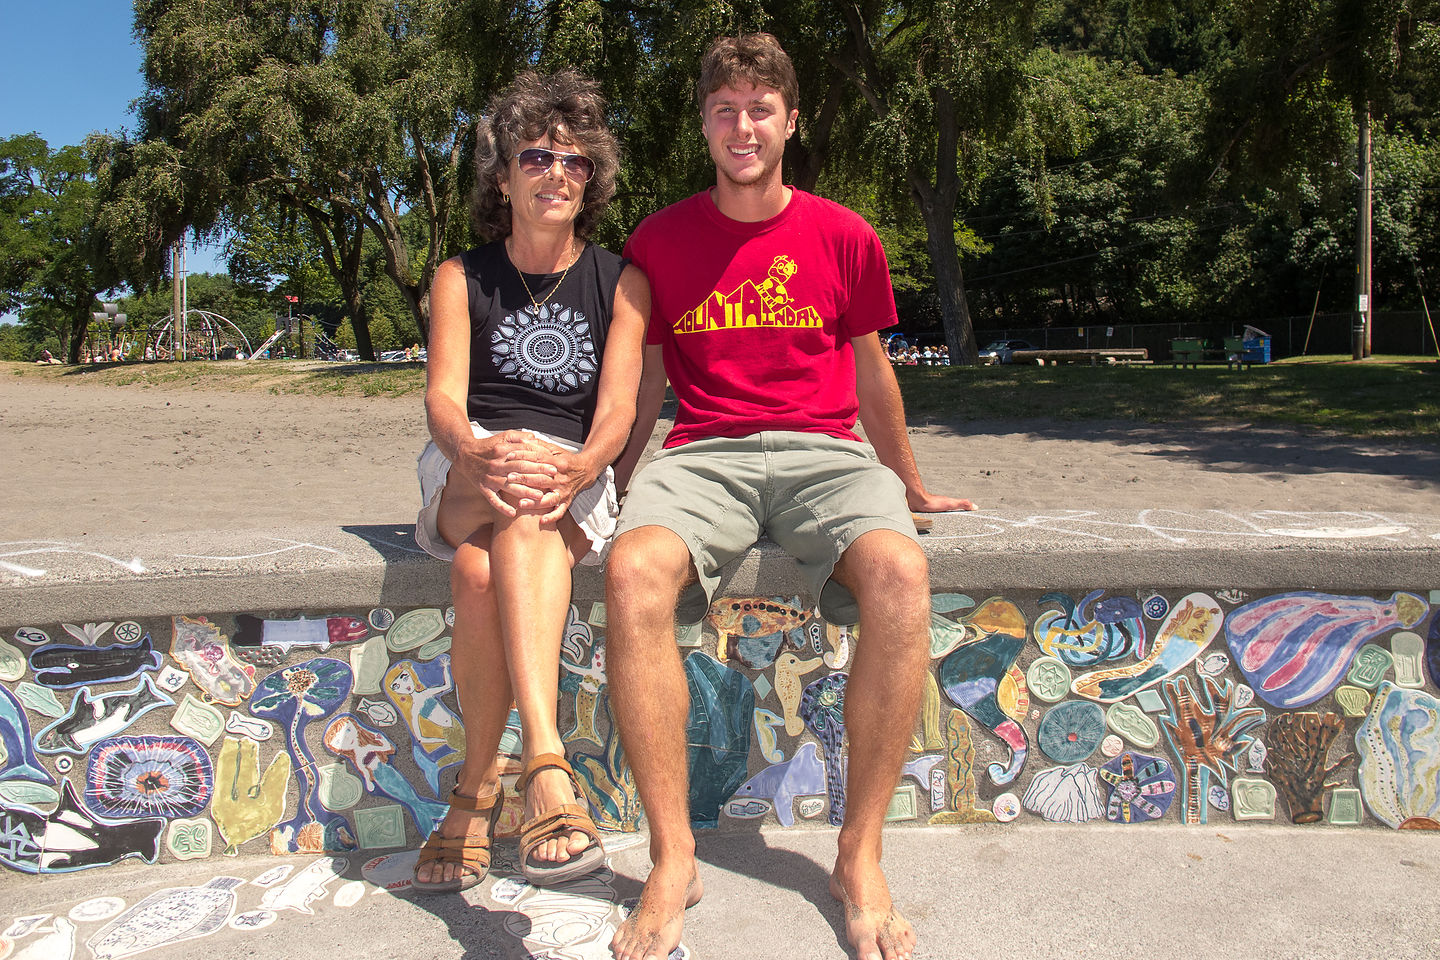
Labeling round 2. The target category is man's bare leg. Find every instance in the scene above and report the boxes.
[827,529,931,960]
[606,526,704,960]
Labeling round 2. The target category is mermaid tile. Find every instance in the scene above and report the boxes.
[1072,592,1222,704]
[383,656,465,797]
[322,712,447,833]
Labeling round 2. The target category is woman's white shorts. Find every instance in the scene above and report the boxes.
[414,423,618,566]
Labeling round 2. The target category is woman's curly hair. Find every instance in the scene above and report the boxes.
[472,70,619,242]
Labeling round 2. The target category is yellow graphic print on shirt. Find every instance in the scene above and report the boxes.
[674,255,822,334]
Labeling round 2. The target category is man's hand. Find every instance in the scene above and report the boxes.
[908,489,977,512]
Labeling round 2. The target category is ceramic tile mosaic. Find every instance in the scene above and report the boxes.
[0,584,1436,901]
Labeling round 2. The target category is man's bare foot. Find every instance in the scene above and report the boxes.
[611,858,703,960]
[830,860,916,960]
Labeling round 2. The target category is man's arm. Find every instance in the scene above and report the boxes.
[612,342,668,492]
[852,332,976,512]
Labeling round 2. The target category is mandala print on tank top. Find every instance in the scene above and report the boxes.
[491,302,597,392]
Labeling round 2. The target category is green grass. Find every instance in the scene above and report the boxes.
[7,354,1438,440]
[895,355,1440,440]
[5,358,427,399]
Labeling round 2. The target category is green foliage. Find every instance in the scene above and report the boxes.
[0,134,120,362]
[71,0,1436,358]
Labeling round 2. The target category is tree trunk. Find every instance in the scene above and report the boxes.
[914,197,979,366]
[65,299,93,365]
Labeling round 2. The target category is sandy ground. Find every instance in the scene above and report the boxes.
[2,374,1438,541]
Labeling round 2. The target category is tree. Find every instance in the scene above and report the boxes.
[131,0,528,357]
[0,135,120,363]
[811,1,1044,364]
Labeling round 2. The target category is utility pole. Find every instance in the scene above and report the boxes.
[1353,104,1373,360]
[171,241,183,361]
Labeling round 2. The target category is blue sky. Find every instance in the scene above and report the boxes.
[2,2,228,283]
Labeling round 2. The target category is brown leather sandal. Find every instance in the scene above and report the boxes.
[412,782,504,894]
[517,752,605,886]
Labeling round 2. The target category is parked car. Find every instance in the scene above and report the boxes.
[978,339,1036,364]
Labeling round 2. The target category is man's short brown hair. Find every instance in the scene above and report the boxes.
[696,33,799,114]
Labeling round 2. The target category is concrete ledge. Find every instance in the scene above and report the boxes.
[5,509,1437,624]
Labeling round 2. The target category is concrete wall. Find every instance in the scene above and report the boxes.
[2,510,1438,876]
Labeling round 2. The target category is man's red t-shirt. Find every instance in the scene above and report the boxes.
[623,189,898,448]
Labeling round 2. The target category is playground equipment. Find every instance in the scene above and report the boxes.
[148,237,252,360]
[147,309,254,360]
[248,313,334,359]
[84,302,133,361]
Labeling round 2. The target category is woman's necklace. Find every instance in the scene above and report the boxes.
[511,239,580,314]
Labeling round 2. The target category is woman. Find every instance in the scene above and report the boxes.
[411,70,647,892]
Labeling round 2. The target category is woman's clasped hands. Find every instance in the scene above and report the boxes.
[455,429,595,523]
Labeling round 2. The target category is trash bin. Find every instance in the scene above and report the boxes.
[1241,336,1271,363]
[1241,325,1271,363]
[1170,338,1204,364]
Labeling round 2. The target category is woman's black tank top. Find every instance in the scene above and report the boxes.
[462,240,626,445]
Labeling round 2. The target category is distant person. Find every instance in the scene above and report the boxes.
[410,70,647,894]
[605,32,974,960]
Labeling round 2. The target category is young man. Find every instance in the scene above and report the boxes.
[605,33,975,960]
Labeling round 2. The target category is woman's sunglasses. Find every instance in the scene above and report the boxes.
[516,147,596,183]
